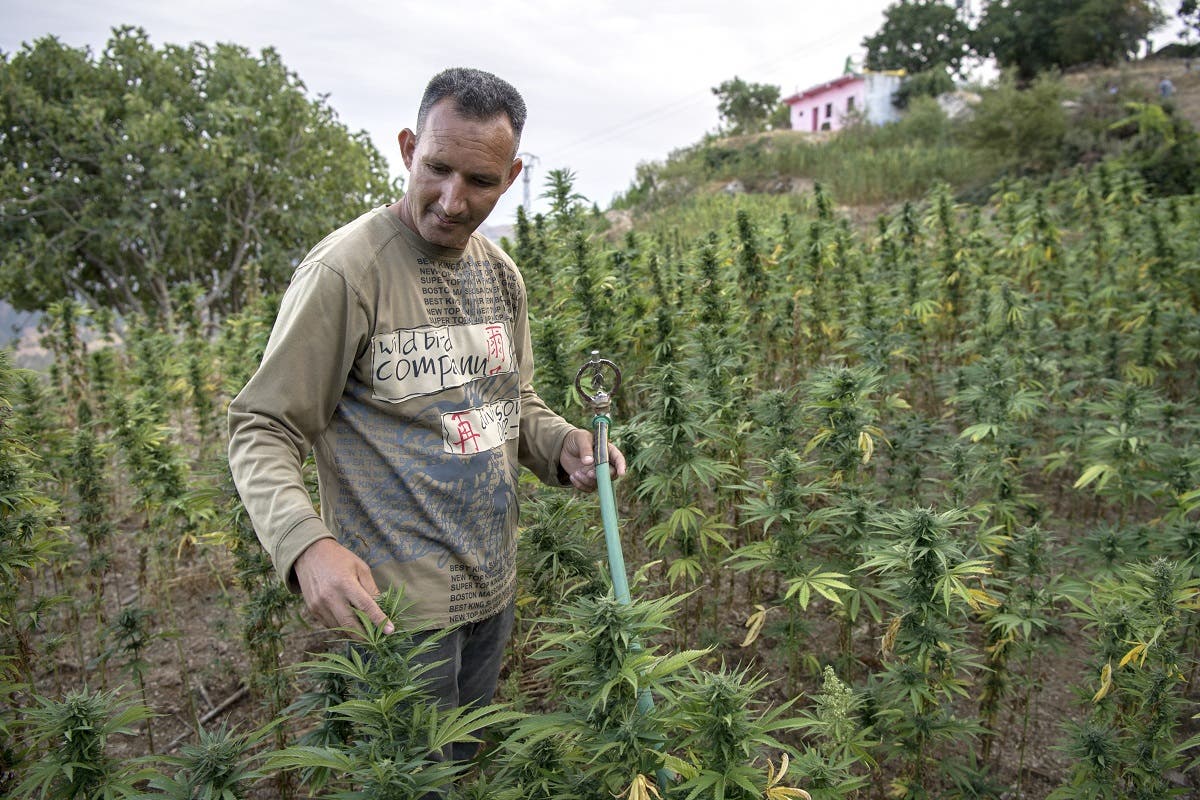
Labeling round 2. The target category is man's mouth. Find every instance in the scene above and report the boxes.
[432,209,466,226]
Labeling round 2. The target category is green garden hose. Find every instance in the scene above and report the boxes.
[575,353,659,721]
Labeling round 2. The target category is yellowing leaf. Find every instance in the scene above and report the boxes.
[960,423,999,443]
[621,773,662,800]
[882,615,902,657]
[858,430,875,464]
[1074,463,1113,491]
[741,604,769,648]
[765,754,812,800]
[966,587,1002,611]
[1119,642,1148,669]
[1092,662,1113,703]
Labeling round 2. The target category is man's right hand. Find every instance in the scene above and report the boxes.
[293,538,394,636]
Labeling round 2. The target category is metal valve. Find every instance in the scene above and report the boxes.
[574,350,621,414]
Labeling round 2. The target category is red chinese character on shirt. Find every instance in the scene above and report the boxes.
[486,325,507,375]
[449,413,482,454]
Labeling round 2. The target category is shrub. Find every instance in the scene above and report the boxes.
[965,72,1071,174]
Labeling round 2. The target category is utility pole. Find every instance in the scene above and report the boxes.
[518,152,539,214]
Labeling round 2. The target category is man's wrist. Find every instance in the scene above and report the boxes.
[283,529,337,591]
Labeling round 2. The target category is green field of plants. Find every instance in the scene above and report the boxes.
[2,161,1199,798]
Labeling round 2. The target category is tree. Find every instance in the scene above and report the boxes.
[973,0,1165,84]
[863,0,972,78]
[712,76,788,136]
[1180,0,1200,43]
[1055,0,1165,66]
[0,27,395,323]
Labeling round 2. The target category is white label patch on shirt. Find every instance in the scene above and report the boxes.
[441,397,521,455]
[371,322,515,403]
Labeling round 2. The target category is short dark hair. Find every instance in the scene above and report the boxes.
[416,67,527,148]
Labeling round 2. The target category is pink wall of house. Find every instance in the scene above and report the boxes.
[785,75,864,133]
[784,72,904,132]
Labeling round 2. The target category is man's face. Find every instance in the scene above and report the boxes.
[396,99,522,249]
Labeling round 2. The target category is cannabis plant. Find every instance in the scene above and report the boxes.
[14,688,158,799]
[791,666,874,799]
[146,722,271,799]
[859,507,993,797]
[1054,557,1199,798]
[521,590,698,798]
[0,351,67,691]
[269,589,523,798]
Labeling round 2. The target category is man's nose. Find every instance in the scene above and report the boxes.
[441,177,468,217]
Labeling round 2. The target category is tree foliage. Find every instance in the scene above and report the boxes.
[865,1,1168,88]
[711,76,788,136]
[863,0,972,78]
[1180,0,1200,41]
[973,0,1165,83]
[964,73,1071,173]
[0,27,396,322]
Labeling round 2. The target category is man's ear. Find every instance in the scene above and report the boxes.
[506,156,523,190]
[398,128,417,170]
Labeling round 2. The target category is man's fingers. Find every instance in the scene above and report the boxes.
[302,576,393,635]
[570,467,599,492]
[332,605,361,633]
[306,589,355,632]
[357,562,381,597]
[608,444,627,477]
[301,585,342,630]
[348,584,395,635]
[306,601,336,631]
[294,539,395,635]
[352,563,395,634]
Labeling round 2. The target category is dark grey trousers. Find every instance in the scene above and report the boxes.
[409,599,515,763]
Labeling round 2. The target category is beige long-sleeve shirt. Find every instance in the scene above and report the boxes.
[228,206,575,628]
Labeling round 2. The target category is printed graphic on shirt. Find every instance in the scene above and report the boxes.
[416,257,522,327]
[441,397,520,455]
[371,322,514,403]
[330,380,518,576]
[331,376,518,561]
[448,561,515,624]
[329,382,519,624]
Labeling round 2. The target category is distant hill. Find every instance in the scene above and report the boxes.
[0,300,36,335]
[479,221,515,244]
[0,301,46,369]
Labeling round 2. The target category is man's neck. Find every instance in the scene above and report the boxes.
[389,197,412,228]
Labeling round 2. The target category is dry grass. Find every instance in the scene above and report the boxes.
[1063,56,1200,128]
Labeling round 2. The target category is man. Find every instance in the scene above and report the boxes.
[227,67,624,732]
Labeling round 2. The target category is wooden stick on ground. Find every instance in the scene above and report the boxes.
[165,684,250,752]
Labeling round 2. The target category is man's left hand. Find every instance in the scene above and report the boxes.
[560,428,626,492]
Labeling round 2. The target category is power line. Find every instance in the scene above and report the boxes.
[543,9,888,162]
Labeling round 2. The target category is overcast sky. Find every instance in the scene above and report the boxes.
[1,1,1186,228]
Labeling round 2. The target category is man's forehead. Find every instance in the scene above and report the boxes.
[421,99,515,136]
[418,128,514,158]
[416,110,518,164]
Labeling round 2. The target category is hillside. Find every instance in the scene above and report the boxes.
[1063,55,1200,130]
[612,57,1200,230]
